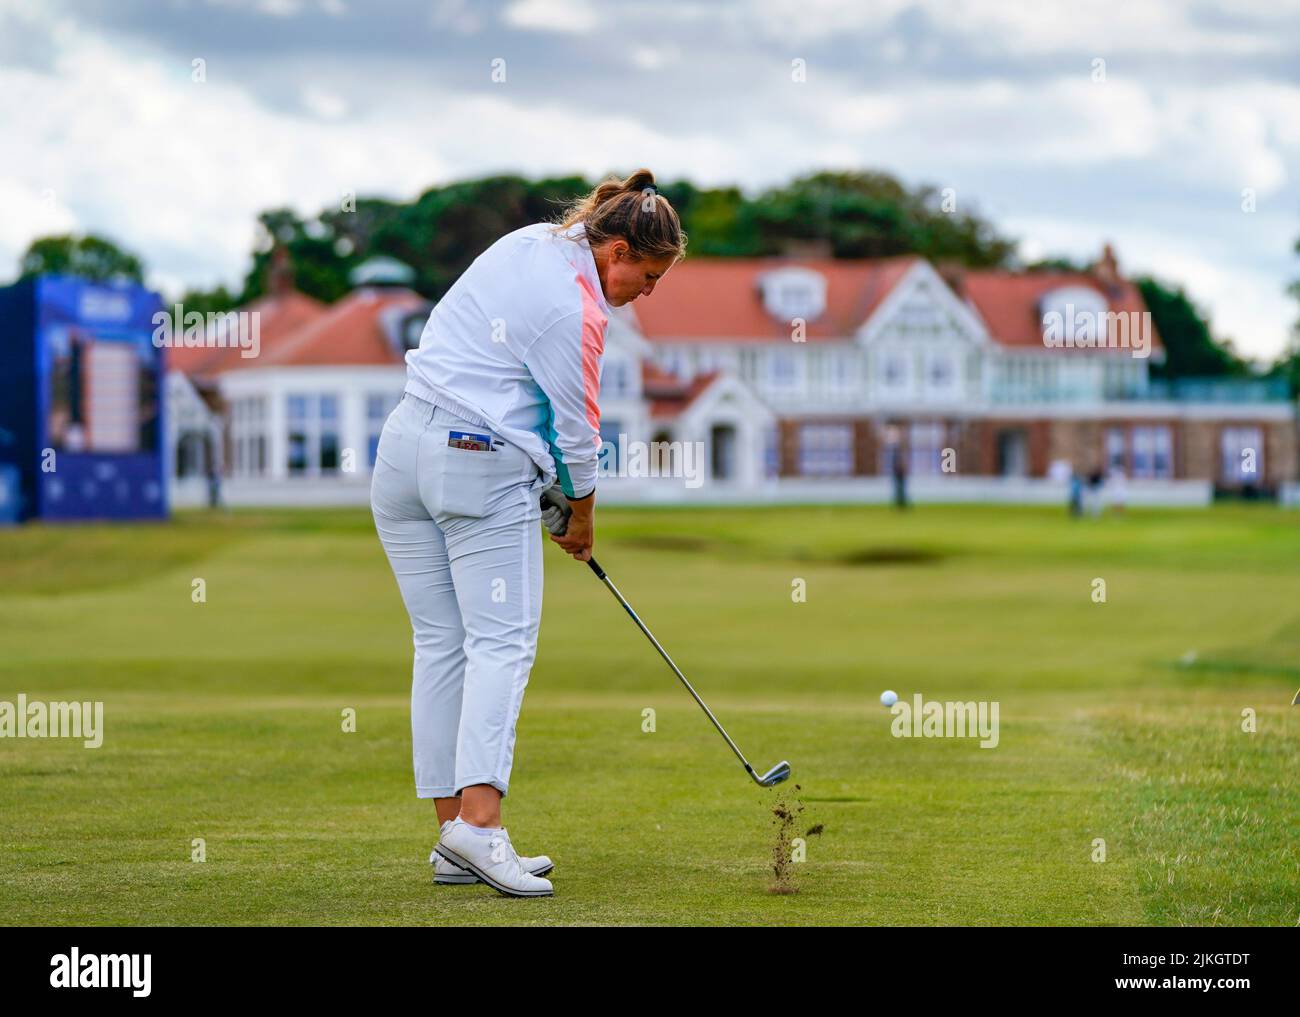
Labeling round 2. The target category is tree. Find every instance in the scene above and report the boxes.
[1136,276,1249,380]
[20,234,145,283]
[745,171,1015,265]
[1265,234,1300,395]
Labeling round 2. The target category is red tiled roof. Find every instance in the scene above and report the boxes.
[643,367,721,419]
[165,291,327,377]
[631,257,919,342]
[166,290,327,377]
[962,271,1162,352]
[252,288,430,368]
[629,256,1160,353]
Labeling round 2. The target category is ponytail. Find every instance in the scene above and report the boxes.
[554,168,686,261]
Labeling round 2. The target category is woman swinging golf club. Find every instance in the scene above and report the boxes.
[371,169,685,897]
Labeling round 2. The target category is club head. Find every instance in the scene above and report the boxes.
[755,761,792,787]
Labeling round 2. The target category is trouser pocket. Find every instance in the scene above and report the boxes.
[436,443,494,517]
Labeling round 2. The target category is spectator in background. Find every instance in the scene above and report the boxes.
[1086,466,1105,517]
[885,425,908,510]
[206,455,222,510]
[1106,467,1127,514]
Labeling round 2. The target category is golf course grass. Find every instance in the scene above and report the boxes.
[1,503,1297,926]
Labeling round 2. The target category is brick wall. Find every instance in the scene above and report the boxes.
[1264,420,1297,487]
[775,413,1298,485]
[854,420,876,476]
[1180,420,1216,481]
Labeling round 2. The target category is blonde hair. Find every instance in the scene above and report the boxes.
[554,168,686,261]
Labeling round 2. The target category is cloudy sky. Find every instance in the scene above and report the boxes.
[2,0,1298,359]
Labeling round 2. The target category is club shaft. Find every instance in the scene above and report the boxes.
[586,556,754,776]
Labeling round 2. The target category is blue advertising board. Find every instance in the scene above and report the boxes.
[0,275,167,522]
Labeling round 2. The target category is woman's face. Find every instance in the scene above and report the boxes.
[596,240,677,307]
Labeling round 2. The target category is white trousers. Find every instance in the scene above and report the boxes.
[370,394,546,798]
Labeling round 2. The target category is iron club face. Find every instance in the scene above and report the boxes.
[754,761,792,787]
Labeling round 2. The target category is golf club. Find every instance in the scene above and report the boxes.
[585,555,791,788]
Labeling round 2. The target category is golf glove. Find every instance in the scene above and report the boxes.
[539,483,572,537]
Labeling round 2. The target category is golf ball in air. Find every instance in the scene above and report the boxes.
[881,690,898,707]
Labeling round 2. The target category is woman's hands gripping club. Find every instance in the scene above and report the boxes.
[540,483,594,562]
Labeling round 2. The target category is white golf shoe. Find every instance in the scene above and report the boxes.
[432,841,554,885]
[433,818,554,897]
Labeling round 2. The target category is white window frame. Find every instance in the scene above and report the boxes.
[880,349,910,393]
[1220,426,1262,485]
[1131,424,1172,480]
[768,350,798,391]
[908,421,946,476]
[366,392,403,468]
[287,393,342,477]
[797,423,854,477]
[230,395,268,478]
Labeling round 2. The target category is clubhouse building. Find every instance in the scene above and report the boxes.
[167,245,1297,507]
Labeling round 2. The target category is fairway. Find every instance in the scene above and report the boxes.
[1,505,1297,926]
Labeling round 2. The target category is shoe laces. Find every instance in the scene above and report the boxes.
[487,833,521,869]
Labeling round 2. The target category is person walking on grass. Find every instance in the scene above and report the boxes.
[370,170,685,897]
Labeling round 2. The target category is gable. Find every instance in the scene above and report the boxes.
[857,261,990,348]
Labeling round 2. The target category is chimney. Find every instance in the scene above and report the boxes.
[1093,243,1121,296]
[267,244,293,297]
[781,238,833,260]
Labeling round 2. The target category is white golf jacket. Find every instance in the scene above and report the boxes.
[404,222,609,499]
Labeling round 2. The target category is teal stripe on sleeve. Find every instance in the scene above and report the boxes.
[543,401,576,498]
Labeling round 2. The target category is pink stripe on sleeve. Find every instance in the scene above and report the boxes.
[576,274,607,440]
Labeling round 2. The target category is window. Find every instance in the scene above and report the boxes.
[287,393,342,476]
[926,352,956,395]
[894,293,945,337]
[1040,286,1109,346]
[367,392,402,466]
[1220,426,1262,485]
[759,268,827,322]
[763,423,779,479]
[768,351,797,389]
[881,351,908,391]
[908,421,946,476]
[797,423,853,477]
[1131,425,1172,479]
[230,396,268,477]
[1105,427,1126,474]
[601,360,632,400]
[827,350,858,394]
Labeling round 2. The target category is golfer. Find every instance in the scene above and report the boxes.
[370,170,685,896]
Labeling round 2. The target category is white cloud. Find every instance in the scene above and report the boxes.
[501,0,601,34]
[0,177,78,258]
[0,23,446,291]
[300,85,348,120]
[749,0,1292,56]
[0,0,1295,357]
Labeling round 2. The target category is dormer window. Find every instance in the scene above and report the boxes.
[759,268,826,323]
[1039,286,1109,345]
[378,305,431,354]
[401,312,426,352]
